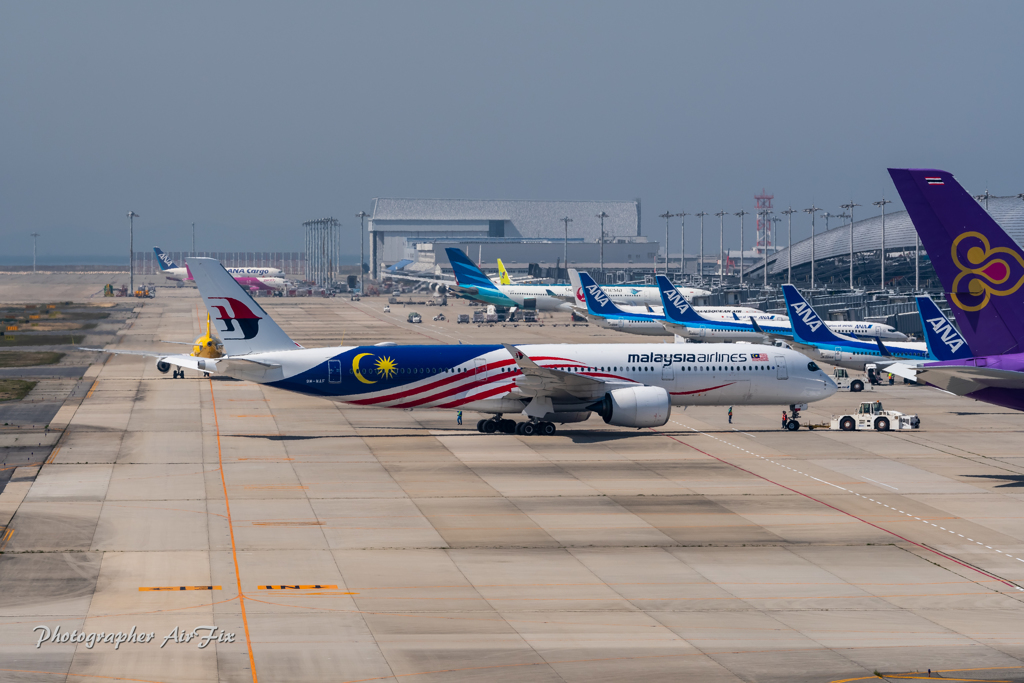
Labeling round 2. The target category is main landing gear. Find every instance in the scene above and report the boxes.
[476,415,556,436]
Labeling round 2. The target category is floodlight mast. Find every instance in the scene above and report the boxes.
[31,232,40,272]
[781,208,796,284]
[560,216,573,276]
[769,216,781,287]
[841,201,860,288]
[356,211,369,294]
[678,211,689,277]
[873,197,893,289]
[803,206,820,289]
[715,211,727,279]
[127,211,139,296]
[659,211,679,275]
[734,210,748,285]
[596,211,609,279]
[694,212,708,284]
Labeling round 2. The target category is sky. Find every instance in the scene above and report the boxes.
[3,1,1024,264]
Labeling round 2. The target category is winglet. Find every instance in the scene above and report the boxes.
[875,336,893,358]
[502,343,538,370]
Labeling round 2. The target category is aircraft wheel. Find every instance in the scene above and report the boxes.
[483,420,498,434]
[521,422,537,436]
[514,422,525,435]
[874,417,890,432]
[541,422,556,436]
[786,420,800,431]
[850,380,864,392]
[499,419,516,434]
[840,417,856,431]
[476,419,487,433]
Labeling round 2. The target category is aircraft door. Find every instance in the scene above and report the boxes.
[775,356,788,380]
[474,359,485,377]
[328,359,342,383]
[661,366,674,382]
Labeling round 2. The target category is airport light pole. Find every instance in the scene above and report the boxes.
[841,201,860,289]
[30,232,40,272]
[803,206,820,289]
[127,211,139,296]
[734,210,748,285]
[356,211,369,294]
[659,212,679,275]
[678,211,689,277]
[596,211,609,281]
[694,212,708,284]
[191,222,195,257]
[781,208,796,284]
[560,216,573,276]
[769,216,782,288]
[873,198,892,290]
[715,211,727,280]
[974,189,992,212]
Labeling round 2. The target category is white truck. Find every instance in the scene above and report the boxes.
[828,401,919,432]
[832,367,869,393]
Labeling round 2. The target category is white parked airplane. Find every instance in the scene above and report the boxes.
[91,258,837,434]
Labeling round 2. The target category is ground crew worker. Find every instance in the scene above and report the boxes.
[728,406,733,424]
[781,410,788,429]
[456,410,462,425]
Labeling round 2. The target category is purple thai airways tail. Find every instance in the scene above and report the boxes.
[888,168,1024,356]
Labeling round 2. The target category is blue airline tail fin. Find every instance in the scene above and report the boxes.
[655,275,707,323]
[916,295,974,361]
[781,284,855,344]
[577,272,633,317]
[154,247,178,270]
[445,248,500,291]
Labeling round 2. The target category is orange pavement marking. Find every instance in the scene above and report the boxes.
[210,378,258,683]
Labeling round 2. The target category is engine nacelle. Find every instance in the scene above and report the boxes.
[591,386,671,428]
[156,360,171,374]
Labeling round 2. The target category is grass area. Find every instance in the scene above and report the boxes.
[0,379,37,402]
[0,335,83,346]
[0,351,64,368]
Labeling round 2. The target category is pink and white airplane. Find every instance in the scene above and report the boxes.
[154,247,285,291]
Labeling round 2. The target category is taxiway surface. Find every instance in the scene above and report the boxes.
[1,285,1023,683]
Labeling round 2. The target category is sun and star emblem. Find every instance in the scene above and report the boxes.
[352,353,398,384]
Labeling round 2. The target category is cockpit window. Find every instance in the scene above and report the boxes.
[807,362,820,372]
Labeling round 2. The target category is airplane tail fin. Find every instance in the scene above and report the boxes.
[154,247,178,271]
[576,272,631,317]
[187,258,299,356]
[655,275,707,323]
[496,258,513,285]
[915,295,974,361]
[781,284,855,345]
[568,269,584,305]
[445,248,501,291]
[889,168,1024,355]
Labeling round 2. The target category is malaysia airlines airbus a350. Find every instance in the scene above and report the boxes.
[94,258,836,434]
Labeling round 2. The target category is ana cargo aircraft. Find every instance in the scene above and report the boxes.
[154,248,286,291]
[446,248,711,311]
[93,257,837,434]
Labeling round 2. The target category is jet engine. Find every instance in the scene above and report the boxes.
[156,360,171,374]
[590,386,671,428]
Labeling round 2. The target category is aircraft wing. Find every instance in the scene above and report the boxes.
[502,343,621,404]
[886,362,1024,395]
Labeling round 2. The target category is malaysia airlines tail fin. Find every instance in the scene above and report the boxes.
[915,295,973,361]
[187,258,299,356]
[496,258,513,285]
[445,248,501,291]
[655,275,707,324]
[889,168,1024,356]
[153,247,178,271]
[781,284,857,345]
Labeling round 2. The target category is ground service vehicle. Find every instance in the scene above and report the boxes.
[407,312,422,324]
[457,314,470,324]
[383,305,390,313]
[832,368,868,392]
[829,401,919,432]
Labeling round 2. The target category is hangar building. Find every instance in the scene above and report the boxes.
[368,198,650,278]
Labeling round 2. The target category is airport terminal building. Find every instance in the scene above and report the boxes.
[368,198,656,278]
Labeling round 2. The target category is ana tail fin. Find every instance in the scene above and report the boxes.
[655,275,706,323]
[781,284,856,345]
[577,272,630,317]
[915,295,973,361]
[153,247,178,270]
[889,168,1024,355]
[187,258,299,356]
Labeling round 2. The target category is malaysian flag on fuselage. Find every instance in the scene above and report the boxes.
[750,353,768,361]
